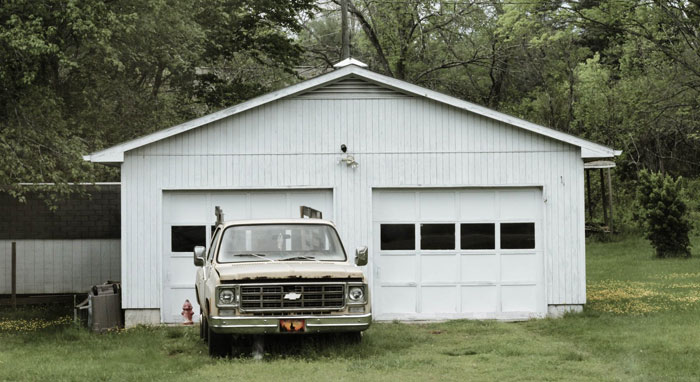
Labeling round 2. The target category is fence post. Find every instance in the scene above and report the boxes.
[600,169,609,231]
[11,241,17,308]
[607,168,614,234]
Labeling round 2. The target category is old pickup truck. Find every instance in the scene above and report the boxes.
[194,207,371,357]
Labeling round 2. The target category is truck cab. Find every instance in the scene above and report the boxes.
[194,209,371,357]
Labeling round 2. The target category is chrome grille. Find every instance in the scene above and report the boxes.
[240,283,345,312]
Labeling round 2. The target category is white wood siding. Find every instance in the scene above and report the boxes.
[0,239,120,294]
[121,96,585,310]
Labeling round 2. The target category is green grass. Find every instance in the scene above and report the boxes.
[2,235,700,381]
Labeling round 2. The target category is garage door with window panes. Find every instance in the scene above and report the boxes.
[162,189,333,323]
[372,189,545,319]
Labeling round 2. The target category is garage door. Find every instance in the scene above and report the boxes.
[162,189,333,323]
[372,189,545,320]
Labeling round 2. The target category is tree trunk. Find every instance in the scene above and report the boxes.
[345,0,394,76]
[152,63,166,99]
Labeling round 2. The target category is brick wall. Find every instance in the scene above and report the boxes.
[0,185,120,240]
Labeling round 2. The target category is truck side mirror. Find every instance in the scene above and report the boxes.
[193,246,206,267]
[355,246,368,266]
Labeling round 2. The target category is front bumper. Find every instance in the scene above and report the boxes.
[208,313,372,334]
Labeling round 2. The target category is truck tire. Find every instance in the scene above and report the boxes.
[199,314,205,340]
[202,315,209,343]
[208,325,231,358]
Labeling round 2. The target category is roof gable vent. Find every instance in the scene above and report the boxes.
[293,77,412,100]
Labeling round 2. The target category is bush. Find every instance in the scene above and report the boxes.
[636,170,692,258]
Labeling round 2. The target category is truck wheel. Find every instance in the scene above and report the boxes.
[208,325,231,358]
[202,315,209,343]
[199,314,204,340]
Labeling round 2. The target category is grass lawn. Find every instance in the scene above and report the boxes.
[2,235,700,381]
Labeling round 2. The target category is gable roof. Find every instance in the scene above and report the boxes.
[84,64,619,164]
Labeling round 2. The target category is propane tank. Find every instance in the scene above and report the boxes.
[181,299,194,325]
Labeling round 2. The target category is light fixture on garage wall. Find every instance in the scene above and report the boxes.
[338,144,359,169]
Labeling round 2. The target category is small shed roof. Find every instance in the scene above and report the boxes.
[85,61,620,164]
[584,160,616,169]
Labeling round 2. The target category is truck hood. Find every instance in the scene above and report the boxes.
[215,262,364,281]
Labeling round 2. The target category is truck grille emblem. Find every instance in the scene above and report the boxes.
[283,292,302,301]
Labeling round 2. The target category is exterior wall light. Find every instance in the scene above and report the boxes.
[338,144,358,168]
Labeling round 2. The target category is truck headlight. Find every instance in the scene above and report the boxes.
[348,286,365,302]
[217,288,237,306]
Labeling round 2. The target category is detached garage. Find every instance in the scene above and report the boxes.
[84,59,618,326]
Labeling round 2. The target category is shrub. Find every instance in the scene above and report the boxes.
[636,170,692,258]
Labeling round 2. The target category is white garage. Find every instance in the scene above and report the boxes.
[85,59,618,326]
[162,190,332,322]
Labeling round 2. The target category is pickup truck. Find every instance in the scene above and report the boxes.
[194,210,371,357]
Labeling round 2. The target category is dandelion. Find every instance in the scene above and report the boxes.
[0,315,72,333]
[588,277,700,315]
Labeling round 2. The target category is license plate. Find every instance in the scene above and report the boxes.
[279,319,305,332]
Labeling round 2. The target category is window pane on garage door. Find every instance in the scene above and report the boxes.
[420,224,455,250]
[500,223,535,249]
[460,223,495,250]
[171,226,206,252]
[380,224,415,250]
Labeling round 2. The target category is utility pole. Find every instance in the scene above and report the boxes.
[341,0,350,59]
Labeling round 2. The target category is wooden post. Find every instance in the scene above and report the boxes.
[600,169,608,231]
[11,241,17,308]
[586,169,593,220]
[607,168,614,234]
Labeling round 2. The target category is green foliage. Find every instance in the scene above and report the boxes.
[636,170,692,258]
[0,0,316,205]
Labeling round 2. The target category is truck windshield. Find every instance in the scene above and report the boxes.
[217,224,347,263]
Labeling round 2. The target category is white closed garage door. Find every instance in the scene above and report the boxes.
[162,189,333,323]
[372,188,545,320]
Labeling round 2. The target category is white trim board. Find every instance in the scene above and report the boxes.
[84,64,619,164]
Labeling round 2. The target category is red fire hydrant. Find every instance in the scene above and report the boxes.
[181,299,194,325]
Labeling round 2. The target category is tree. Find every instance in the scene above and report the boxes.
[0,0,316,205]
[636,170,692,258]
[566,0,700,176]
[302,0,493,86]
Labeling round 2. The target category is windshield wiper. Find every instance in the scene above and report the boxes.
[232,253,276,262]
[280,256,317,262]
